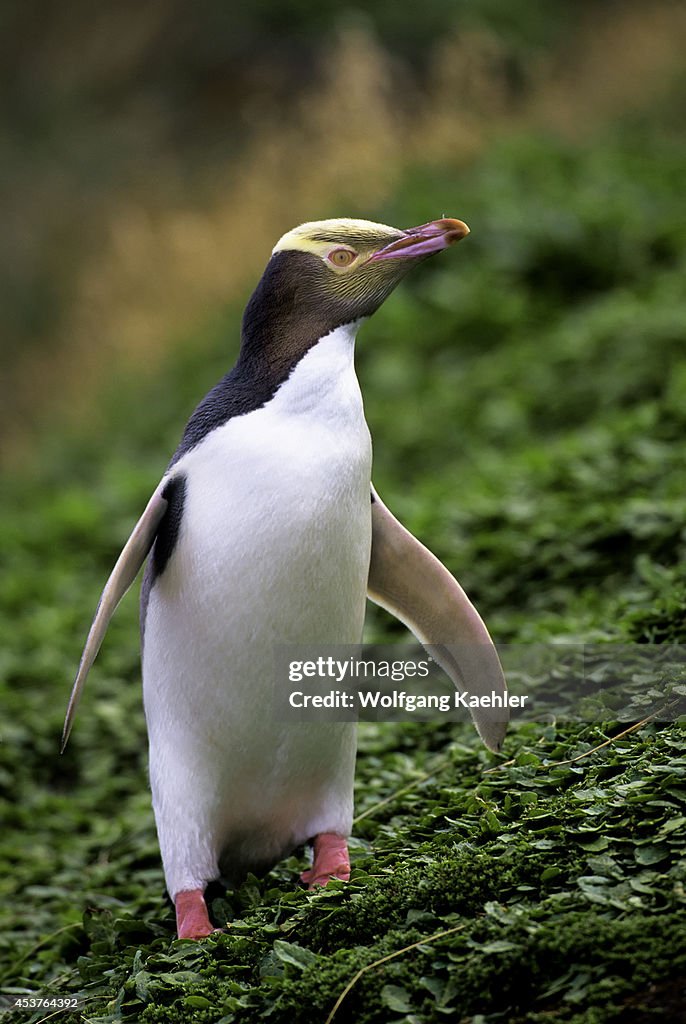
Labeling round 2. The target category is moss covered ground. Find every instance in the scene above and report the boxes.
[2,125,685,1022]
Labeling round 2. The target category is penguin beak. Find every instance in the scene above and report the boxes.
[368,218,470,261]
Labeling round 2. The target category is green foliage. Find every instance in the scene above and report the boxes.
[2,125,685,1022]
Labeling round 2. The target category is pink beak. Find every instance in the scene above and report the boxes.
[368,218,470,261]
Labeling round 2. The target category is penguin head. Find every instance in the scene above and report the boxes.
[240,217,468,372]
[273,216,468,318]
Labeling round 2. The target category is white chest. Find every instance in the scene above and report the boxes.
[146,322,373,657]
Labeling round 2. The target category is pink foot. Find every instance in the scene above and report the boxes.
[301,833,350,889]
[175,889,219,939]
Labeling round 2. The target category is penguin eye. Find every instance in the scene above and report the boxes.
[328,248,357,268]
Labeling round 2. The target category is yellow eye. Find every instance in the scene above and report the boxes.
[328,248,356,268]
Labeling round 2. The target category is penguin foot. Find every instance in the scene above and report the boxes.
[301,833,350,889]
[175,889,220,938]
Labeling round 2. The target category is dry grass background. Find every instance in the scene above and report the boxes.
[2,0,685,465]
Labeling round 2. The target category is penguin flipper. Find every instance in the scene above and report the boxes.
[61,483,168,752]
[367,487,508,752]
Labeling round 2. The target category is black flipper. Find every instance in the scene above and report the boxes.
[367,487,508,752]
[61,482,169,751]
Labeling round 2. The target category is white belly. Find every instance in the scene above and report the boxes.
[142,324,372,894]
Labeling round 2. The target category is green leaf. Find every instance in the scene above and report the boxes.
[185,995,213,1009]
[134,970,153,1001]
[381,985,413,1013]
[272,940,317,971]
[635,844,670,865]
[578,836,609,852]
[480,940,520,954]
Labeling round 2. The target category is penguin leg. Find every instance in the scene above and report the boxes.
[175,889,219,939]
[301,833,350,888]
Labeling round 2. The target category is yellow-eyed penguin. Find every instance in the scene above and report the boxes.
[62,217,507,939]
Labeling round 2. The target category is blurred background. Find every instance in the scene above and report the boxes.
[2,0,684,463]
